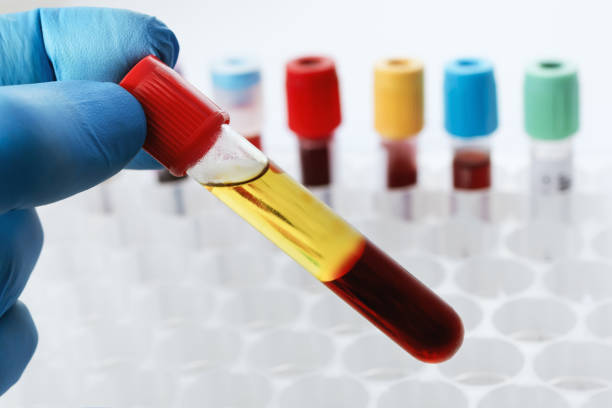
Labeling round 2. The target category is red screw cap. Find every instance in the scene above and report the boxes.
[285,56,342,140]
[120,55,229,176]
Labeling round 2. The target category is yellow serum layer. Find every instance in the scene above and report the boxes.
[204,163,365,282]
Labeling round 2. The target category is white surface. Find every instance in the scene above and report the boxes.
[0,155,612,406]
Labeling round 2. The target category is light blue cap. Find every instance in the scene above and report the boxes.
[444,58,498,138]
[211,57,261,90]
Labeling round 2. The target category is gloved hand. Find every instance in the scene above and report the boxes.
[0,7,178,395]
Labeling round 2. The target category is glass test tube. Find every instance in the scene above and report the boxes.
[211,57,263,150]
[285,56,341,206]
[524,60,579,222]
[374,58,423,219]
[121,56,463,363]
[444,58,498,221]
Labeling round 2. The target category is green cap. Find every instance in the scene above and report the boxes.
[524,60,579,140]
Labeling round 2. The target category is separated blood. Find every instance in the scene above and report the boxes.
[121,56,463,363]
[326,241,462,362]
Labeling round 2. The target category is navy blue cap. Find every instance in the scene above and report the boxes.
[444,58,498,138]
[211,57,261,90]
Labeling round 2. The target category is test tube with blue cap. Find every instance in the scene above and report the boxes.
[524,60,579,222]
[211,57,263,150]
[444,58,498,220]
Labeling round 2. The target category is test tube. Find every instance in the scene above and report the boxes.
[374,58,423,219]
[211,57,263,150]
[444,58,498,220]
[524,60,578,222]
[120,56,463,363]
[157,170,187,215]
[285,56,341,206]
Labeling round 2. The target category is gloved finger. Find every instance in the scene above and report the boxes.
[0,301,38,396]
[126,149,162,170]
[0,7,179,85]
[0,210,40,395]
[0,210,43,316]
[0,80,146,213]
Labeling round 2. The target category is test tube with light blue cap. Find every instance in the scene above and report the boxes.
[211,57,263,150]
[444,58,498,220]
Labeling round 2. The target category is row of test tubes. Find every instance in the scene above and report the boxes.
[164,56,578,224]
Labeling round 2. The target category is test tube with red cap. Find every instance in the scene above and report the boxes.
[120,56,463,363]
[285,56,341,206]
[374,58,424,219]
[211,57,263,151]
[444,58,497,220]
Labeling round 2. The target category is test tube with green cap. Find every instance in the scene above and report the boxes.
[524,60,579,221]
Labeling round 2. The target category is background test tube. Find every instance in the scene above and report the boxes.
[285,56,342,206]
[444,58,498,221]
[120,56,463,363]
[374,58,424,219]
[157,170,187,215]
[524,60,579,223]
[211,57,264,150]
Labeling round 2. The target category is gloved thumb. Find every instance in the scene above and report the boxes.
[0,80,146,213]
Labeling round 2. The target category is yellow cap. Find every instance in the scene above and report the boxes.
[374,58,424,140]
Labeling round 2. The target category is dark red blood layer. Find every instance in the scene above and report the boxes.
[452,149,491,190]
[299,142,331,187]
[386,146,417,188]
[325,240,464,363]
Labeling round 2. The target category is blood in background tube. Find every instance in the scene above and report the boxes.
[384,140,418,188]
[452,149,491,190]
[299,139,332,186]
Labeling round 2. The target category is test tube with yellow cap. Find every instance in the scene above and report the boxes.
[374,58,424,219]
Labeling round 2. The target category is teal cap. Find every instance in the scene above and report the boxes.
[524,60,579,140]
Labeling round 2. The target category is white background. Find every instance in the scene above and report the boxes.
[2,0,611,174]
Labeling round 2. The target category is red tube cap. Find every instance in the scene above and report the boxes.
[120,55,229,176]
[285,56,341,140]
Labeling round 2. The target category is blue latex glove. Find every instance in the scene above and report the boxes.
[0,7,179,395]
